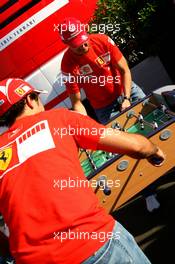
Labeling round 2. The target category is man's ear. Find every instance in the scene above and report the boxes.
[26,94,34,109]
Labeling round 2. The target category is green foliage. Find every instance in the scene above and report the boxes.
[138,2,157,24]
[89,0,167,66]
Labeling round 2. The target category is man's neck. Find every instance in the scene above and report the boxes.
[16,108,43,121]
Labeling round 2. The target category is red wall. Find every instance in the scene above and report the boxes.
[0,0,97,80]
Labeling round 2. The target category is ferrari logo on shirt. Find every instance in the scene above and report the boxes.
[79,64,93,75]
[0,147,12,171]
[96,56,105,67]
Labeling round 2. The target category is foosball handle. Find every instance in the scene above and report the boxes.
[149,156,164,165]
[97,176,111,196]
[103,185,111,196]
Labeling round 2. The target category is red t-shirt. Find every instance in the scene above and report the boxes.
[61,34,124,109]
[0,109,115,264]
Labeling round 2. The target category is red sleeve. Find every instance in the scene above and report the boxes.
[63,109,105,150]
[61,51,80,95]
[103,34,123,63]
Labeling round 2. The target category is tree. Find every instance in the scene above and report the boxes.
[89,0,173,68]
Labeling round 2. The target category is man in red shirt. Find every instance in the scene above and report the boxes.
[60,17,145,124]
[0,78,164,263]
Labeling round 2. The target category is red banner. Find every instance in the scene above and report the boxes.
[0,0,97,80]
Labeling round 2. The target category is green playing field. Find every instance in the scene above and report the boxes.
[127,109,170,135]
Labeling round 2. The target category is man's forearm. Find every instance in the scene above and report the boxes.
[97,130,158,159]
[122,70,132,98]
[113,56,132,98]
[69,92,87,115]
[73,101,87,115]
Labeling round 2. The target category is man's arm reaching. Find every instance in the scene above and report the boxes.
[97,129,165,166]
[64,110,165,166]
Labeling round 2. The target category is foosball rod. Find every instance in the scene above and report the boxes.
[164,109,175,116]
[143,100,158,109]
[84,150,97,170]
[130,113,158,129]
[143,101,175,116]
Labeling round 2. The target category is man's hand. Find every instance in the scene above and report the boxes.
[147,147,165,167]
[120,99,131,111]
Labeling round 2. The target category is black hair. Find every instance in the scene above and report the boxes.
[0,92,39,127]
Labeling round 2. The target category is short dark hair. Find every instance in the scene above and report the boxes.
[0,92,39,127]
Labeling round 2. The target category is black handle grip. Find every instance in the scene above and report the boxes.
[149,156,163,165]
[103,186,111,196]
[97,176,111,196]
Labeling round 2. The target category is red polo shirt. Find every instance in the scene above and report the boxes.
[61,34,124,109]
[0,109,115,264]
